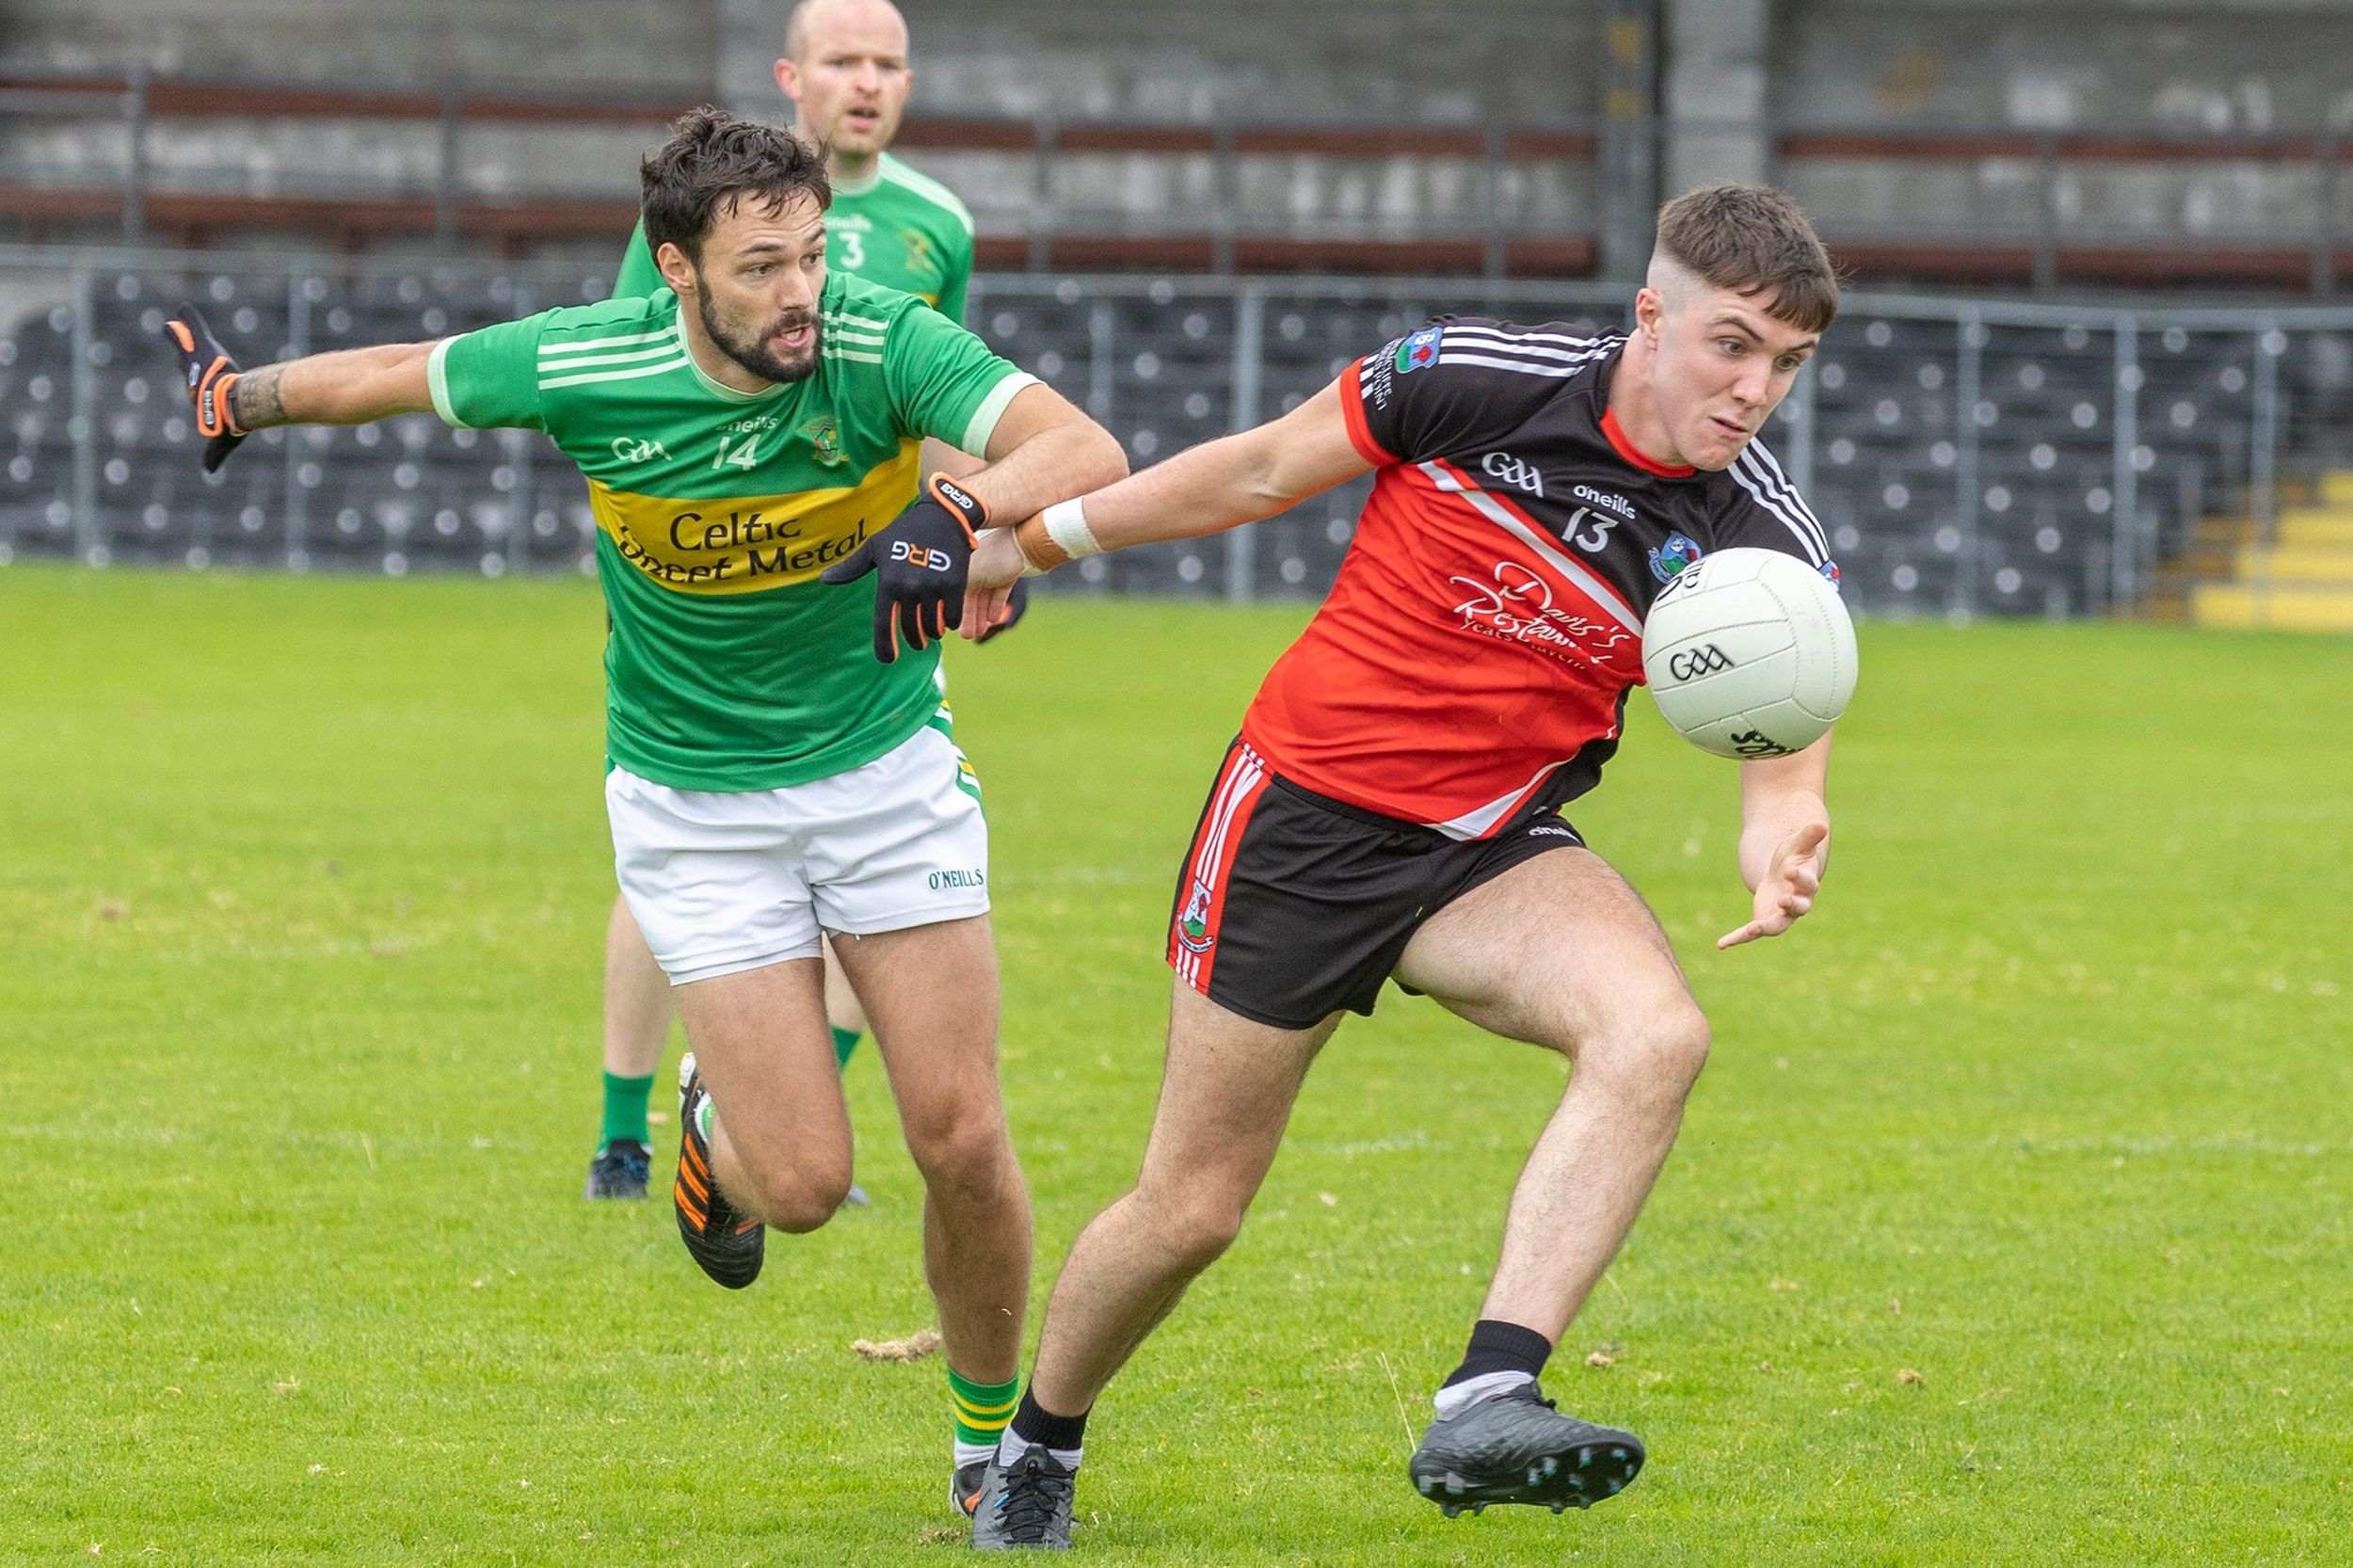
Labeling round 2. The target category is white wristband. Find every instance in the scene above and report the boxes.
[1041,498,1104,561]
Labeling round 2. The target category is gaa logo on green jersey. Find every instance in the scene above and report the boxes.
[799,415,847,467]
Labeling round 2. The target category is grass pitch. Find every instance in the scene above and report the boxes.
[3,565,2348,1565]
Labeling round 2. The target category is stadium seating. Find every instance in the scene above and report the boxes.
[3,257,2345,621]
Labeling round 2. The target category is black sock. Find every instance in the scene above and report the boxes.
[1008,1387,1091,1453]
[1440,1318,1553,1388]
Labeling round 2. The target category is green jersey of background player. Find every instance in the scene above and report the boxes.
[593,0,991,1224]
[611,121,969,319]
[162,107,1127,1522]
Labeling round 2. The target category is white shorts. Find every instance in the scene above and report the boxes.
[607,723,989,986]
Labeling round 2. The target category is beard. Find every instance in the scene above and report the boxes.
[696,285,823,386]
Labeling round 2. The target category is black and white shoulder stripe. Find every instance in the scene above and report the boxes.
[1727,437,1831,565]
[1438,326,1620,380]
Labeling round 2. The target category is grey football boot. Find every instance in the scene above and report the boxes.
[1408,1384,1644,1516]
[968,1448,1077,1550]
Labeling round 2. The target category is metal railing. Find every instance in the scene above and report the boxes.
[4,243,2350,618]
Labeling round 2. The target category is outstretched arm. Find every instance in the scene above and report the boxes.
[962,376,1373,628]
[1718,734,1833,950]
[167,303,435,472]
[224,342,438,430]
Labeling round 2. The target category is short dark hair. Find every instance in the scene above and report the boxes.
[639,106,831,266]
[1654,185,1840,335]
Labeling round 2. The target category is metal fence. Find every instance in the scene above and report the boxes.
[4,242,2350,617]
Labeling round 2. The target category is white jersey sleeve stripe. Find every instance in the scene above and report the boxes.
[878,155,977,236]
[959,371,1041,456]
[1440,325,1611,351]
[1438,329,1609,363]
[1738,440,1830,548]
[1733,446,1830,557]
[1435,350,1610,378]
[1726,457,1827,565]
[538,354,692,392]
[532,340,685,373]
[538,325,680,358]
[426,337,465,427]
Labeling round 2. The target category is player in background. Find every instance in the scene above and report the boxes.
[590,0,1015,1209]
[955,186,1843,1547]
[165,110,1126,1517]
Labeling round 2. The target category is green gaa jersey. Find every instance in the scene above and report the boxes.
[613,152,974,323]
[425,270,1036,791]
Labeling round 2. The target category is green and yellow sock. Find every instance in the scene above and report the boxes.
[831,1025,861,1071]
[950,1367,1020,1470]
[600,1070,654,1148]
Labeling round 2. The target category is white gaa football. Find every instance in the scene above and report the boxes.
[1640,547,1858,760]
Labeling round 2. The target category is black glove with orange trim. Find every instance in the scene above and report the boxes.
[821,472,987,663]
[164,304,248,473]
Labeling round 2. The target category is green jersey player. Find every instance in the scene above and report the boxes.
[612,145,968,317]
[592,0,1000,1227]
[613,0,971,313]
[163,109,1126,1517]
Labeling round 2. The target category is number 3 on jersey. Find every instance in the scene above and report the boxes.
[714,431,760,472]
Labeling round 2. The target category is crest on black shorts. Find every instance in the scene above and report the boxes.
[1176,881,1213,952]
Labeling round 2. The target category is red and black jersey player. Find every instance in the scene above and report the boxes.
[956,186,1846,1548]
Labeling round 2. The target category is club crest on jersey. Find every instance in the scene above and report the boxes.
[1395,327,1443,375]
[901,230,935,275]
[799,415,846,467]
[1819,559,1843,588]
[1176,882,1214,952]
[1648,532,1703,584]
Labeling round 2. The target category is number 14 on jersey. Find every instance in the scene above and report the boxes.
[714,431,760,472]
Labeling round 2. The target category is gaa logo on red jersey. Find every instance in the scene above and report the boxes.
[1394,327,1444,375]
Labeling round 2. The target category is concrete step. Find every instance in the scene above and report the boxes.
[2234,543,2353,583]
[2192,581,2353,632]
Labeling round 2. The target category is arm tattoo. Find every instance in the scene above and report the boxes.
[229,364,289,430]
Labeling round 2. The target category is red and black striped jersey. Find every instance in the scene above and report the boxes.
[1240,317,1838,840]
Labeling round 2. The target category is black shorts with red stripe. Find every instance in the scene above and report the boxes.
[1167,739,1588,1031]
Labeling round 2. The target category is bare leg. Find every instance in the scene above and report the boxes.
[1027,983,1337,1416]
[602,894,673,1080]
[1394,848,1710,1342]
[822,939,870,1039]
[833,917,1030,1384]
[671,957,852,1233]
